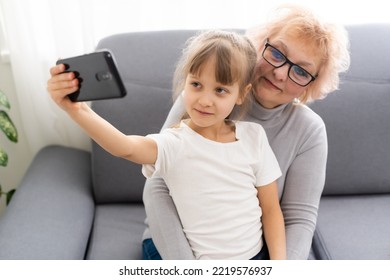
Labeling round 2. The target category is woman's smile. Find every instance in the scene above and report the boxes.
[262,77,281,91]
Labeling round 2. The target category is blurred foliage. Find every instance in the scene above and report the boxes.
[0,90,17,205]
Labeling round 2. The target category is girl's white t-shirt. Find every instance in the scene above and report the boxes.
[142,121,281,259]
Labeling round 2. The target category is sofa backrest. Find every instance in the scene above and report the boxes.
[310,24,390,195]
[91,24,390,203]
[92,30,198,203]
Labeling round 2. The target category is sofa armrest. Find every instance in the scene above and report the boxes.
[0,145,95,259]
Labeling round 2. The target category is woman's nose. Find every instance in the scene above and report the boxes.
[273,64,290,82]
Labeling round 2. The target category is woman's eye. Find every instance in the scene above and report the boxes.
[271,48,285,62]
[292,66,309,78]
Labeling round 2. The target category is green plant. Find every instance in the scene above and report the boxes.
[0,89,18,205]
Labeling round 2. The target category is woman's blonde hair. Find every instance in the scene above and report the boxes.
[247,4,351,104]
[173,30,257,115]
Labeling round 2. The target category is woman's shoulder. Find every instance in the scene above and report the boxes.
[290,103,325,129]
[235,121,266,133]
[288,104,327,150]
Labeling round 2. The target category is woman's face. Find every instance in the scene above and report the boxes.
[253,33,321,109]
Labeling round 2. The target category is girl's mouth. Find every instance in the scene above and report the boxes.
[194,108,213,116]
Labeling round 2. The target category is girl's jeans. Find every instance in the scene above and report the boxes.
[142,238,270,260]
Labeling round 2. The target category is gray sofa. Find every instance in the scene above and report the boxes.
[0,24,389,260]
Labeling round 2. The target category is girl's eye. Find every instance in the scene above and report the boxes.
[191,82,201,88]
[216,87,228,94]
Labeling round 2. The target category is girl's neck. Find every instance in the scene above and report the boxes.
[185,119,237,143]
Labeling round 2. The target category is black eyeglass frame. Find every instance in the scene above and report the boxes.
[262,41,317,87]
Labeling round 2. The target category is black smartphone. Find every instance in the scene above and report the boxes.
[56,50,127,102]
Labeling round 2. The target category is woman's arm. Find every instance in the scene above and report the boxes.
[281,125,327,260]
[143,177,195,259]
[258,181,286,260]
[143,95,196,259]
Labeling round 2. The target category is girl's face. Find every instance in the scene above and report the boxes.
[183,58,247,135]
[253,33,321,109]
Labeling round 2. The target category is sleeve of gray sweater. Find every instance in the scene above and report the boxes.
[281,122,327,259]
[142,95,195,259]
[257,102,327,260]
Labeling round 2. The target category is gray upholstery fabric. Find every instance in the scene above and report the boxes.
[86,204,146,259]
[310,81,390,195]
[0,146,94,259]
[313,195,390,259]
[91,31,198,204]
[91,85,172,203]
[341,24,390,82]
[310,24,390,196]
[309,24,390,259]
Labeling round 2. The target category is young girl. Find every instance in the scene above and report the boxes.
[48,30,286,260]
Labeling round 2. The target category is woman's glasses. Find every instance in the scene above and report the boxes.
[262,41,316,87]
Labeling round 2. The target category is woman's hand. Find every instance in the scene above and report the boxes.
[47,64,82,112]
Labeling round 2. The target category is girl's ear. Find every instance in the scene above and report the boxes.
[236,84,252,105]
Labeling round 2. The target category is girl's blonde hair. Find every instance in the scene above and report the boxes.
[173,30,257,116]
[247,4,351,104]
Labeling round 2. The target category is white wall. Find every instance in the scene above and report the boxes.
[86,0,390,47]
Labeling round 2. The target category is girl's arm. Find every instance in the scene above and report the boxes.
[69,103,157,164]
[258,181,286,260]
[47,64,157,165]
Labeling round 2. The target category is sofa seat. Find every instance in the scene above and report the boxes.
[314,194,390,259]
[86,204,145,260]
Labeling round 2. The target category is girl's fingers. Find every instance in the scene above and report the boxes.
[50,86,78,97]
[48,72,78,89]
[47,76,79,101]
[48,72,75,85]
[49,64,75,85]
[49,63,66,76]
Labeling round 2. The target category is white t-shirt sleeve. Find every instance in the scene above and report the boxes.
[255,134,282,186]
[243,122,282,187]
[142,129,181,178]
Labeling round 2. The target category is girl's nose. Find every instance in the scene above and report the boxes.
[198,93,213,107]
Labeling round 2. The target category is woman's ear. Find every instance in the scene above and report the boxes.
[236,83,252,105]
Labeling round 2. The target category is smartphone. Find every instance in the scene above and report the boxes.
[56,50,127,102]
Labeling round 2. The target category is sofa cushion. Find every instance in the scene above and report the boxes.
[91,83,172,203]
[0,146,94,259]
[310,81,390,195]
[342,24,390,82]
[91,31,198,203]
[313,194,390,259]
[86,204,146,259]
[310,23,390,196]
